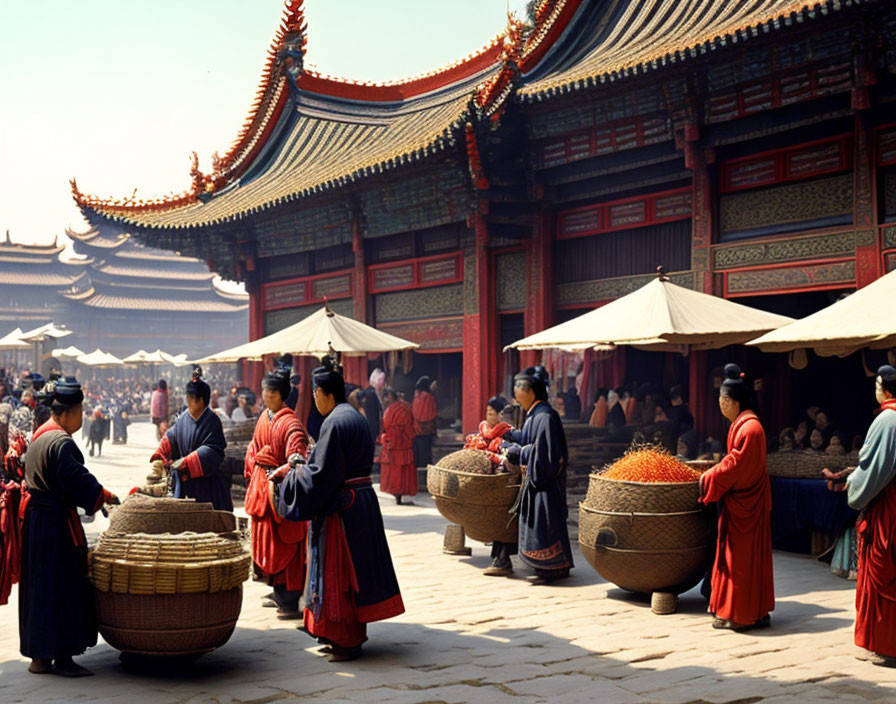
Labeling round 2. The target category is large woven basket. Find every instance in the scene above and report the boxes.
[95,588,242,656]
[579,473,714,595]
[109,494,236,535]
[766,450,857,479]
[427,464,520,543]
[584,473,701,513]
[90,532,251,595]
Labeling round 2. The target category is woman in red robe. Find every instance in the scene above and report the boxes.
[699,363,774,631]
[412,376,437,468]
[825,365,896,666]
[378,389,416,504]
[245,363,309,619]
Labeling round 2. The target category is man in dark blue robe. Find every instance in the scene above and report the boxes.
[276,356,404,662]
[503,366,573,584]
[19,378,118,677]
[150,367,231,511]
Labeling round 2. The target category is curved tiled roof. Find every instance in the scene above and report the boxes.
[77,70,492,229]
[517,0,866,99]
[64,282,248,313]
[72,0,508,230]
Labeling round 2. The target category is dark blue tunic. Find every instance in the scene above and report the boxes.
[278,403,403,620]
[509,402,574,572]
[164,406,231,511]
[20,426,103,659]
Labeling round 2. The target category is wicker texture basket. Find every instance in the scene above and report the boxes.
[766,450,857,480]
[579,473,714,595]
[427,463,520,543]
[90,532,251,595]
[110,494,236,535]
[95,588,242,656]
[433,449,494,475]
[584,473,700,513]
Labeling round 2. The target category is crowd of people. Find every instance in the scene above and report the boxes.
[3,354,896,676]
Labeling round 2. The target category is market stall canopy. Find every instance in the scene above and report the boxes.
[198,305,419,363]
[19,323,73,341]
[123,348,181,364]
[77,349,124,367]
[0,328,31,350]
[167,353,190,367]
[54,345,86,359]
[747,269,896,356]
[506,272,795,352]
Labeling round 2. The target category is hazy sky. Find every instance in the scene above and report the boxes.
[0,1,527,246]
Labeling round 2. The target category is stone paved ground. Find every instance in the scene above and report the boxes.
[1,421,894,703]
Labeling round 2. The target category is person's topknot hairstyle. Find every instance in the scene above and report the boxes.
[720,362,752,409]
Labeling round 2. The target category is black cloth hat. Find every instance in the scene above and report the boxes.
[514,366,550,399]
[186,365,210,405]
[877,365,896,395]
[487,395,508,414]
[51,376,84,407]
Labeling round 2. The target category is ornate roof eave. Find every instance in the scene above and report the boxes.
[77,114,472,231]
[71,0,506,226]
[516,0,869,103]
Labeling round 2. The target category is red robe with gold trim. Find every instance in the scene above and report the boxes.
[245,407,309,591]
[378,400,416,496]
[700,410,775,625]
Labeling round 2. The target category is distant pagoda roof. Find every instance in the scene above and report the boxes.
[0,231,85,287]
[63,280,248,313]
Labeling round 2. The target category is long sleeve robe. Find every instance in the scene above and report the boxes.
[244,407,309,590]
[379,400,417,496]
[700,410,775,625]
[151,406,230,510]
[278,403,404,647]
[510,401,573,573]
[20,420,105,659]
[847,406,896,656]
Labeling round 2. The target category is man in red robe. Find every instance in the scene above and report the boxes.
[412,376,437,468]
[699,363,774,631]
[245,362,309,619]
[378,389,416,504]
[826,365,896,666]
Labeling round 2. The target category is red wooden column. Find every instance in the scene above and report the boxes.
[684,118,717,433]
[852,43,880,288]
[461,213,495,432]
[343,212,368,386]
[245,268,264,392]
[853,98,879,288]
[522,205,553,370]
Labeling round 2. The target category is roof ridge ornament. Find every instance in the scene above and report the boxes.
[475,12,525,122]
[657,266,669,282]
[276,0,308,96]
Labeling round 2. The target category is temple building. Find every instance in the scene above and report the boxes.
[0,228,248,359]
[72,0,896,432]
[0,233,79,330]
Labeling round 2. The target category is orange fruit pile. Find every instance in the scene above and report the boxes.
[602,447,701,483]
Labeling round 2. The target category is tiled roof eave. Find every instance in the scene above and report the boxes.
[86,112,470,231]
[517,0,864,102]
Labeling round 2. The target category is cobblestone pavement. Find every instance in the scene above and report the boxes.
[1,421,894,703]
